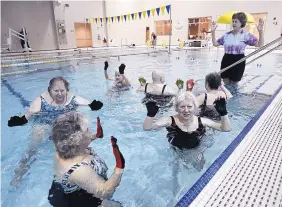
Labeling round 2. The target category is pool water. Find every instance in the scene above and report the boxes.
[1,49,279,207]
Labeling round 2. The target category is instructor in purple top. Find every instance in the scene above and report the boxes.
[212,12,264,84]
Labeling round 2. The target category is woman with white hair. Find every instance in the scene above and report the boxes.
[143,91,231,149]
[48,111,125,207]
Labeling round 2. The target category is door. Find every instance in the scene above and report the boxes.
[74,23,93,48]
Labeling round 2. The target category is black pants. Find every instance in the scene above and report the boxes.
[220,54,245,82]
[20,40,30,49]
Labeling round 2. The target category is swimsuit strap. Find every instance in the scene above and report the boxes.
[198,117,204,128]
[161,85,167,95]
[61,161,89,186]
[145,83,149,93]
[170,116,176,126]
[40,95,47,103]
[203,93,207,106]
[67,95,76,105]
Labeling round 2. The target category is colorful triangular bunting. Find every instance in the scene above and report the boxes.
[161,6,165,15]
[142,11,146,18]
[138,12,142,19]
[131,13,134,20]
[166,5,171,14]
[151,9,155,17]
[156,7,160,16]
[147,10,150,18]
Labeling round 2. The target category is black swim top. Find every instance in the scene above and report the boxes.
[166,116,206,149]
[199,93,220,120]
[145,83,166,94]
[48,153,108,207]
[142,83,174,108]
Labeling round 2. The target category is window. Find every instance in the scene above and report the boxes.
[188,16,212,40]
[155,20,172,36]
[244,13,267,38]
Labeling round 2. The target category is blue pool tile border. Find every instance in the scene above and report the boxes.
[1,79,30,107]
[175,84,282,207]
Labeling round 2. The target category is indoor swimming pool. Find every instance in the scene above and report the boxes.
[1,49,282,207]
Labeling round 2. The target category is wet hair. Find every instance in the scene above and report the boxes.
[48,76,69,92]
[152,70,165,83]
[174,91,199,112]
[205,72,221,90]
[52,111,90,159]
[232,12,247,28]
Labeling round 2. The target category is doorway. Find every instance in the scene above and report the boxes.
[74,23,93,48]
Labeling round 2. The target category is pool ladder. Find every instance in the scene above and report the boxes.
[2,26,31,52]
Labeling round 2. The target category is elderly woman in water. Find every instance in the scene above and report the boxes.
[143,91,231,170]
[104,61,131,90]
[197,72,233,120]
[8,76,104,185]
[8,76,103,127]
[144,91,231,149]
[48,112,125,207]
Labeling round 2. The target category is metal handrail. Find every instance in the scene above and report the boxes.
[219,36,282,74]
[5,26,30,51]
[9,28,26,41]
[246,42,282,66]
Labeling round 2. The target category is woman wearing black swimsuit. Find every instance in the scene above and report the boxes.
[144,91,231,173]
[48,112,125,207]
[143,91,231,149]
[197,72,233,120]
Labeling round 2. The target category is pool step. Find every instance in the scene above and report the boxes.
[239,75,258,86]
[257,75,282,95]
[241,75,270,94]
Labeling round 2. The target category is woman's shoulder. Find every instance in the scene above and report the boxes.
[240,30,254,37]
[40,91,52,102]
[217,90,227,98]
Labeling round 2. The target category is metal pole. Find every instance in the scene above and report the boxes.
[168,4,172,54]
[23,26,28,51]
[84,22,88,51]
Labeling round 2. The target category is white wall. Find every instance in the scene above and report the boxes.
[105,0,172,46]
[105,1,282,46]
[53,1,105,48]
[2,1,281,50]
[1,1,58,51]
